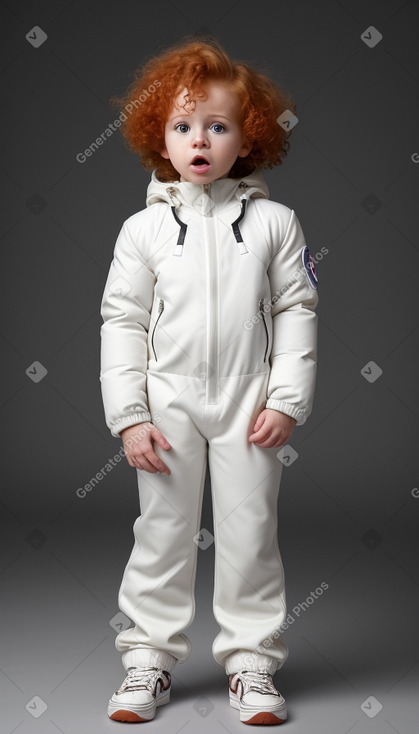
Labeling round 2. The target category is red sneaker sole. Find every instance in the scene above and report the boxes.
[243,711,287,725]
[109,709,151,722]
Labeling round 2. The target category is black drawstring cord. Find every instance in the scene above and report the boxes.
[170,191,248,255]
[170,206,187,255]
[231,196,248,253]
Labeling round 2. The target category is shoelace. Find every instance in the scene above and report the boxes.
[237,670,279,695]
[118,666,163,693]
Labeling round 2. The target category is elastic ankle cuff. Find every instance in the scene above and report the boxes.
[122,647,177,672]
[225,651,280,675]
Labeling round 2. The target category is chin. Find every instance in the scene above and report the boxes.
[186,174,214,184]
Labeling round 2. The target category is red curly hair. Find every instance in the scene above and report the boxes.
[109,35,296,182]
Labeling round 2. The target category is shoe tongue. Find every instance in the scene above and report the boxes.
[242,670,263,676]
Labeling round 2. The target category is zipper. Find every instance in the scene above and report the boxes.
[203,182,218,404]
[258,298,269,362]
[151,298,164,361]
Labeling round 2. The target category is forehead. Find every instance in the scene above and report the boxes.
[168,82,241,119]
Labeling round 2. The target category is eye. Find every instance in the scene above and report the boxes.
[211,123,225,133]
[175,123,190,133]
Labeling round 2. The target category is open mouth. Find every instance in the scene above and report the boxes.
[191,155,210,167]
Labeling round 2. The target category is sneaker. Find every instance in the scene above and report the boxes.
[229,669,287,725]
[108,665,171,722]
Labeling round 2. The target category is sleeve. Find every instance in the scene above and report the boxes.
[99,219,156,438]
[265,208,318,426]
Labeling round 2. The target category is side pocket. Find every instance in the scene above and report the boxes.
[258,298,269,363]
[151,298,164,361]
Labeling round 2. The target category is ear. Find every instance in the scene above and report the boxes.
[238,136,251,158]
[160,145,170,160]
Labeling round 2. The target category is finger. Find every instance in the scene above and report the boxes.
[253,430,284,448]
[152,428,172,449]
[133,455,159,473]
[274,435,290,448]
[143,449,171,475]
[253,437,276,448]
[249,425,270,442]
[252,413,266,433]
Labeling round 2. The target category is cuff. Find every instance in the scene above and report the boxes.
[225,650,283,675]
[265,399,307,426]
[110,411,152,438]
[122,647,178,673]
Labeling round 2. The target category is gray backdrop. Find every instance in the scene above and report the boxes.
[1,1,418,732]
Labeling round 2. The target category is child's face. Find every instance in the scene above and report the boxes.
[160,81,251,184]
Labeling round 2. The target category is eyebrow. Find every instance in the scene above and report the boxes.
[169,113,233,122]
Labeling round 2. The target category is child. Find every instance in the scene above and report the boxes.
[100,36,318,726]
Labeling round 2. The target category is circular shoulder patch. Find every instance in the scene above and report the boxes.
[301,246,318,289]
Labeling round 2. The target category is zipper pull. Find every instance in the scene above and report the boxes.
[158,298,164,313]
[167,186,181,207]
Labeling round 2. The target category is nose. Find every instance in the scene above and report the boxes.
[192,127,209,148]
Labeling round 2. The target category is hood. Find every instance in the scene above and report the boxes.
[145,167,270,213]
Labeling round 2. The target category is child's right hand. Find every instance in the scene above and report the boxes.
[120,422,171,475]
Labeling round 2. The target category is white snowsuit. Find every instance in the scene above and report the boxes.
[100,167,318,675]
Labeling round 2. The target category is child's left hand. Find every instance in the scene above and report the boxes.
[248,409,297,448]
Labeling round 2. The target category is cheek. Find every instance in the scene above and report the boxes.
[223,137,243,158]
[166,139,180,158]
[170,135,185,150]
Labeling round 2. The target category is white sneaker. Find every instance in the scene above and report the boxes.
[108,666,171,722]
[229,669,287,725]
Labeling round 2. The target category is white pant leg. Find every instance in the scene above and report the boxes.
[115,373,208,668]
[207,373,289,675]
